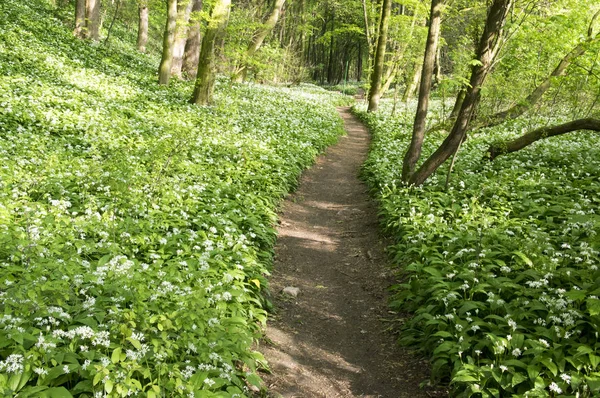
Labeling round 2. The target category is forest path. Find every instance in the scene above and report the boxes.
[258,107,433,397]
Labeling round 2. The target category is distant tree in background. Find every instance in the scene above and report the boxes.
[232,0,286,83]
[158,0,177,85]
[191,0,231,105]
[182,0,203,79]
[137,0,149,52]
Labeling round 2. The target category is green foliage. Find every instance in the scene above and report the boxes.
[356,99,600,397]
[0,0,349,396]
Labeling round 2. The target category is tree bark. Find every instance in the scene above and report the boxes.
[233,0,286,82]
[182,0,203,79]
[190,0,231,105]
[367,0,392,112]
[74,0,86,38]
[327,10,336,84]
[86,0,101,41]
[103,0,121,46]
[487,118,600,160]
[402,60,422,102]
[408,0,513,186]
[158,0,178,85]
[171,0,195,78]
[137,3,149,52]
[401,0,443,180]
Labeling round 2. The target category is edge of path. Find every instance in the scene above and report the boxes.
[256,106,446,398]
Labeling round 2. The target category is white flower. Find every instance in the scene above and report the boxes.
[511,348,522,357]
[34,367,48,376]
[500,365,508,372]
[560,373,571,384]
[549,382,562,394]
[0,354,24,374]
[63,365,70,374]
[203,378,215,387]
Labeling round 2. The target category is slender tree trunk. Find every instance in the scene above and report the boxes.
[403,60,422,102]
[233,0,286,82]
[137,3,149,52]
[327,10,336,84]
[449,88,466,119]
[171,0,195,78]
[103,0,121,46]
[408,0,513,186]
[367,0,392,112]
[361,0,371,49]
[401,0,443,180]
[357,42,363,80]
[74,0,86,38]
[182,0,203,79]
[487,118,600,160]
[158,0,178,85]
[86,0,101,41]
[191,0,231,105]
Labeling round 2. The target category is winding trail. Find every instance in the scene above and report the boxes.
[259,107,433,397]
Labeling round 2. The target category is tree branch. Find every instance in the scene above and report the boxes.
[487,118,600,160]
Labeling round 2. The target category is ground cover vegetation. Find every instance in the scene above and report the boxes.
[3,0,600,395]
[356,0,600,395]
[0,0,350,396]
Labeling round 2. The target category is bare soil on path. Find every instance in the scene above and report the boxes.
[258,107,438,397]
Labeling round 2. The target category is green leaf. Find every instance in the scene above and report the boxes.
[513,251,533,267]
[42,387,73,398]
[541,358,558,376]
[104,379,113,394]
[511,372,527,387]
[111,347,122,364]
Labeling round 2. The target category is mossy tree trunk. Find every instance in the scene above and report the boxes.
[171,0,195,78]
[158,0,178,85]
[367,0,392,112]
[487,119,600,160]
[190,0,231,105]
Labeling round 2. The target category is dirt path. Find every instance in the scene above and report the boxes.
[259,107,434,398]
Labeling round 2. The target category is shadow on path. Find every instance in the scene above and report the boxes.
[259,107,437,398]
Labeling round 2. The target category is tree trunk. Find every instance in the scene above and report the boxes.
[327,10,335,84]
[182,0,203,79]
[103,0,121,46]
[408,0,513,186]
[171,0,195,78]
[361,0,371,50]
[401,0,443,180]
[367,0,392,112]
[402,60,422,102]
[190,0,231,105]
[86,0,101,41]
[137,3,149,52]
[158,0,178,85]
[233,0,286,82]
[74,0,86,38]
[487,118,600,160]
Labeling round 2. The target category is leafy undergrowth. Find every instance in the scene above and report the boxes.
[0,1,350,396]
[355,101,600,397]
